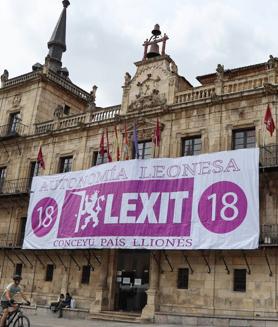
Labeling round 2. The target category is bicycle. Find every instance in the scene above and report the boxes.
[0,302,30,327]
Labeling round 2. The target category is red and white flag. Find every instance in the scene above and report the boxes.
[114,125,120,161]
[106,128,112,162]
[153,117,161,147]
[123,123,129,160]
[99,130,105,157]
[264,104,276,136]
[37,146,45,170]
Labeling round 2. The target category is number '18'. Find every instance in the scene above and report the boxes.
[207,192,239,222]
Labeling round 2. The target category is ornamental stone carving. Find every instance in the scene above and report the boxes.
[13,94,22,107]
[129,89,166,111]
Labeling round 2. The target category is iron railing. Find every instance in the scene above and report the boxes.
[0,122,27,138]
[260,224,278,245]
[0,178,32,196]
[260,144,278,168]
[0,233,22,248]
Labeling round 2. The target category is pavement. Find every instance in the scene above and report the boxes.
[29,315,179,327]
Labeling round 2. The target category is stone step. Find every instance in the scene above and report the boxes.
[89,311,145,324]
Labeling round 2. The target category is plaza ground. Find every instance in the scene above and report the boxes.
[29,315,177,327]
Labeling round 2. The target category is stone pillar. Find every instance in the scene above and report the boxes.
[90,250,109,313]
[60,255,70,294]
[121,84,131,114]
[141,251,160,321]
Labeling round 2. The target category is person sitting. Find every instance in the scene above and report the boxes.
[63,293,71,308]
[50,294,64,312]
[0,274,30,327]
[56,292,72,318]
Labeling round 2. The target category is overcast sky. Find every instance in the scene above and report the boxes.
[1,0,278,107]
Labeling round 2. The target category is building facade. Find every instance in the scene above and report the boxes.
[0,2,278,325]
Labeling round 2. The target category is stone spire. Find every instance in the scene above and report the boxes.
[45,0,70,73]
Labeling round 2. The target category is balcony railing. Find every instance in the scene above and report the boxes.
[0,122,27,139]
[260,224,278,245]
[34,105,121,134]
[260,144,278,168]
[0,178,31,196]
[0,233,22,248]
[175,85,216,104]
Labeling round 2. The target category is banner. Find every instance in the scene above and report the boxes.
[23,148,259,250]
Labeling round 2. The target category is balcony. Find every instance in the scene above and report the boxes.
[260,144,278,169]
[0,178,31,197]
[0,122,27,140]
[34,105,121,134]
[260,224,278,246]
[0,233,22,248]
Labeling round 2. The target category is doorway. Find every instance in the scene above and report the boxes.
[115,250,149,312]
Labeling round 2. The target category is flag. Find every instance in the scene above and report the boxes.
[123,122,129,160]
[264,104,276,136]
[106,128,112,162]
[37,146,45,169]
[133,123,139,159]
[99,130,105,157]
[114,125,120,161]
[153,117,161,147]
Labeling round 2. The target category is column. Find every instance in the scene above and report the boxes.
[90,250,109,313]
[141,251,160,320]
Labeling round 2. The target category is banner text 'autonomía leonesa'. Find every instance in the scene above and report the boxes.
[23,148,259,250]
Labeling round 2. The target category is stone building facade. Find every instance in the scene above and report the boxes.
[0,2,278,325]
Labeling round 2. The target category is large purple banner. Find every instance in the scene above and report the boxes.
[24,149,259,250]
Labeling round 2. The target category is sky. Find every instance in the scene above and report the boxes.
[1,0,278,107]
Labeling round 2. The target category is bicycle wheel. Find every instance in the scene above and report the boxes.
[12,315,30,327]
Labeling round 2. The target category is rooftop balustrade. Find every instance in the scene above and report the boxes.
[175,85,216,104]
[34,105,121,134]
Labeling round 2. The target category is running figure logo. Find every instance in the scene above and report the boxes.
[73,190,105,233]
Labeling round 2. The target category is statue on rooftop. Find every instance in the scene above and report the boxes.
[1,69,9,87]
[267,55,278,69]
[216,64,224,81]
[90,85,98,102]
[124,72,131,86]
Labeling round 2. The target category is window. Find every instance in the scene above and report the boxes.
[63,104,70,115]
[0,167,6,193]
[17,217,27,247]
[15,263,22,276]
[177,268,189,289]
[233,269,246,292]
[29,161,39,178]
[0,167,6,180]
[92,151,108,166]
[182,136,202,156]
[45,264,54,282]
[8,112,21,134]
[81,265,91,284]
[232,128,256,150]
[29,161,39,188]
[59,156,73,173]
[133,140,152,159]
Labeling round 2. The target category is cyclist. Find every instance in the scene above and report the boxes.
[0,274,30,327]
